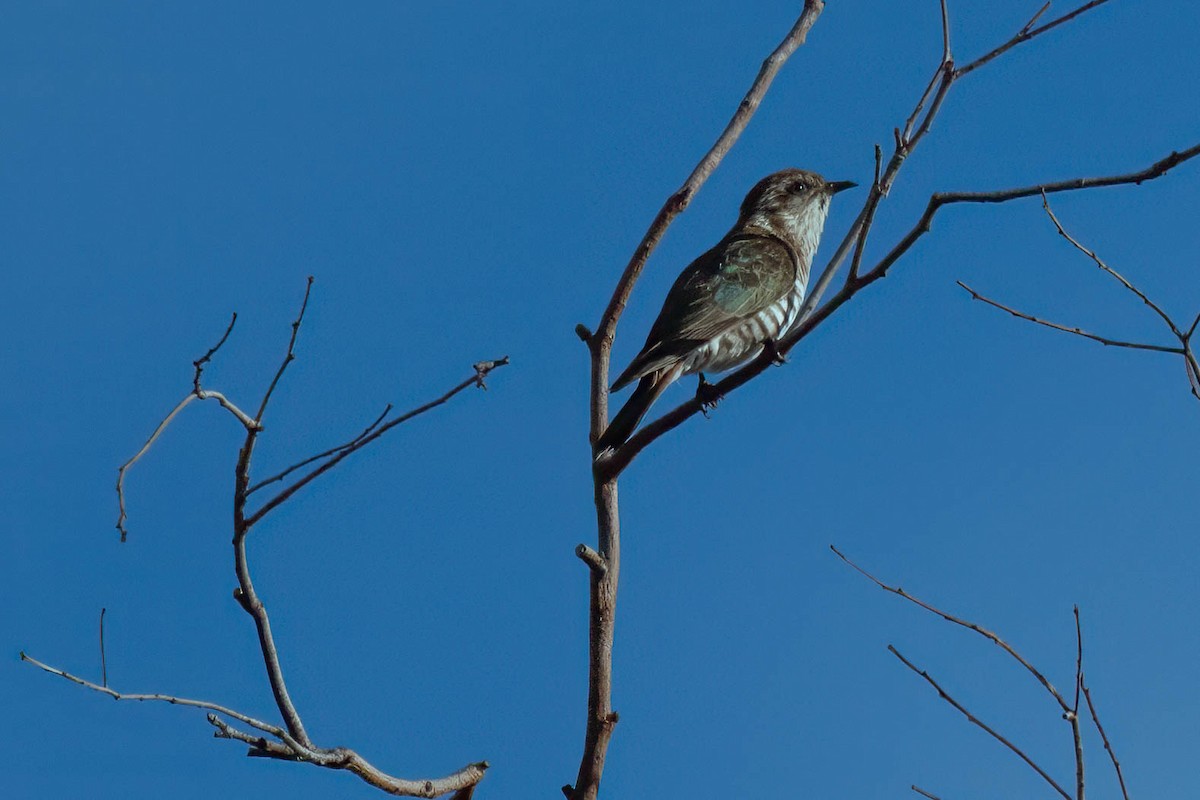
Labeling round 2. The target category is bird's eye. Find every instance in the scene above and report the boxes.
[789,181,808,194]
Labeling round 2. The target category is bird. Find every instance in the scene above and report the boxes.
[597,168,855,453]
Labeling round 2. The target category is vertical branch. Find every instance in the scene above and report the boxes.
[572,4,827,799]
[1071,606,1085,800]
[231,279,317,747]
[99,608,108,688]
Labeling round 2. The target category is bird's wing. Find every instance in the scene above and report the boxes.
[611,234,796,389]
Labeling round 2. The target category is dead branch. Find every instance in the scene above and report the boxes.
[1072,606,1085,800]
[889,645,1072,800]
[32,280,503,797]
[831,545,1071,714]
[98,608,107,688]
[840,548,1130,800]
[246,403,392,496]
[957,281,1185,354]
[1082,682,1131,800]
[244,356,508,529]
[115,311,260,541]
[960,193,1200,404]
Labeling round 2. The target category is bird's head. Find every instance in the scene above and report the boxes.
[738,168,856,244]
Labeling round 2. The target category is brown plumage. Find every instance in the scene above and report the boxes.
[597,169,855,452]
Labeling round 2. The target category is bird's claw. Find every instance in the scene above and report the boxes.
[763,338,787,366]
[695,373,724,417]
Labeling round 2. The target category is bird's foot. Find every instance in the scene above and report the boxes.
[695,373,724,417]
[763,337,787,366]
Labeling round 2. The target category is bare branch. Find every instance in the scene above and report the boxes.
[957,280,1185,355]
[1043,193,1184,338]
[1071,606,1085,800]
[246,403,393,496]
[1072,606,1083,714]
[939,0,951,63]
[20,651,288,740]
[98,608,107,688]
[193,312,237,393]
[115,314,260,541]
[20,651,488,797]
[955,1,1113,78]
[208,714,300,760]
[847,144,884,283]
[1082,682,1131,800]
[1021,3,1053,36]
[911,786,943,800]
[865,143,1200,289]
[962,195,1200,407]
[889,645,1072,800]
[245,357,509,528]
[255,276,314,424]
[831,545,1071,713]
[1187,347,1200,400]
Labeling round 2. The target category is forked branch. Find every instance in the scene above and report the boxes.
[889,645,1072,800]
[608,141,1200,475]
[601,0,1187,477]
[34,280,504,797]
[572,3,828,799]
[840,548,1131,800]
[960,193,1200,404]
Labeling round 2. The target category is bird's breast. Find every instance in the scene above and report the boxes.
[679,286,805,377]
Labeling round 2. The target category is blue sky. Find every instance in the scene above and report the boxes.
[4,2,1199,798]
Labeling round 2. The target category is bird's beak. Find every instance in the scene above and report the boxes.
[825,180,857,194]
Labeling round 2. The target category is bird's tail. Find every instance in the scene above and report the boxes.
[595,373,669,453]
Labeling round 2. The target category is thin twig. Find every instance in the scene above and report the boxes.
[98,608,107,688]
[246,403,392,496]
[957,280,1185,354]
[193,312,237,393]
[245,358,509,528]
[1071,605,1085,800]
[939,0,952,62]
[115,316,259,541]
[19,651,488,797]
[1187,346,1200,400]
[1043,193,1184,338]
[831,545,1071,713]
[955,0,1113,78]
[1081,682,1131,800]
[208,714,300,760]
[848,145,884,283]
[255,276,314,424]
[20,652,288,739]
[1073,606,1083,714]
[889,645,1072,800]
[1021,3,1053,36]
[911,786,943,800]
